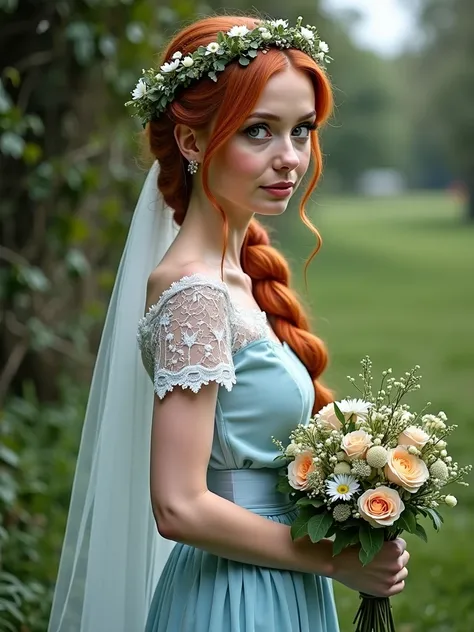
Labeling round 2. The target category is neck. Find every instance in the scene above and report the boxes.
[174,188,252,274]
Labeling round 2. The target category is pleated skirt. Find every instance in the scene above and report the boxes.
[144,508,340,632]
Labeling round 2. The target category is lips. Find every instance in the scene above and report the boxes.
[261,182,294,190]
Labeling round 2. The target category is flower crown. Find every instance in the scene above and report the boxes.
[125,17,331,127]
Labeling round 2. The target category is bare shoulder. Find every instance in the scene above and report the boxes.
[145,262,218,311]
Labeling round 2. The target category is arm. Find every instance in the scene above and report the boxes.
[150,381,334,576]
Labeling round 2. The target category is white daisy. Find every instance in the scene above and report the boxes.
[337,398,373,419]
[160,59,180,73]
[227,25,250,38]
[300,27,314,42]
[131,79,147,100]
[319,40,329,53]
[326,474,360,503]
[270,19,288,28]
[205,42,220,55]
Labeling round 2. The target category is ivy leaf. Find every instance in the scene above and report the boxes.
[358,523,385,565]
[307,513,333,543]
[238,57,250,66]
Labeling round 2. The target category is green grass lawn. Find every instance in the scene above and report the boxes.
[272,191,474,632]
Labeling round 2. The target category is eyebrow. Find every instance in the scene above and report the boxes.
[247,110,317,123]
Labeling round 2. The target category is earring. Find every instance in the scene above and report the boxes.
[187,159,199,175]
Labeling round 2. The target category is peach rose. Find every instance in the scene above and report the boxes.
[288,451,315,490]
[385,446,429,493]
[398,425,430,449]
[317,403,342,431]
[341,430,372,461]
[358,486,405,528]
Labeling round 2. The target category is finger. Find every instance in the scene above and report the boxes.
[400,550,410,568]
[395,567,409,584]
[387,580,405,597]
[395,538,407,554]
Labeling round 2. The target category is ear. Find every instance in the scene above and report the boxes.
[174,124,207,164]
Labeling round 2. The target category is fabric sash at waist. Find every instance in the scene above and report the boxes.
[206,468,295,516]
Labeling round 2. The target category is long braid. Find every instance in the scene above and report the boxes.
[241,219,333,413]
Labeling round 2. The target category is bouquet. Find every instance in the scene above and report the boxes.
[273,357,472,632]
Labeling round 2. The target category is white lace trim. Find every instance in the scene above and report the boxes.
[154,364,236,399]
[137,273,276,399]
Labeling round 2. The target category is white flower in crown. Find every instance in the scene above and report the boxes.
[181,56,194,67]
[160,59,180,73]
[259,28,272,41]
[172,51,183,60]
[154,73,164,81]
[319,40,329,53]
[300,27,315,42]
[205,41,220,55]
[270,19,288,28]
[227,25,250,38]
[131,78,147,100]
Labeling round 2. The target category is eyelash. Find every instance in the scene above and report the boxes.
[245,122,317,140]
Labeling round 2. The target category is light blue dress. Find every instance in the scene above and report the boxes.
[137,273,339,632]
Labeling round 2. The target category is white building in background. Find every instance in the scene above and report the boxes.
[358,168,407,196]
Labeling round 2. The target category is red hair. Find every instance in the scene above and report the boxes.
[147,16,334,412]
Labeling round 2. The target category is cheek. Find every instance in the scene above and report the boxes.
[218,140,266,180]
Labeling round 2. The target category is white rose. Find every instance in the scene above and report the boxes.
[398,425,430,449]
[342,430,372,460]
[317,403,342,431]
[319,41,329,53]
[181,56,194,68]
[260,29,272,40]
[172,51,183,60]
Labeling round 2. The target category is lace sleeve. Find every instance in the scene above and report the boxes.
[138,280,236,399]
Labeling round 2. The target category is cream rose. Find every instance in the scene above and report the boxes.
[288,451,315,490]
[358,486,405,528]
[398,425,430,449]
[341,430,372,461]
[385,446,429,493]
[317,403,342,431]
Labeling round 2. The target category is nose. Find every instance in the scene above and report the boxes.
[272,137,300,172]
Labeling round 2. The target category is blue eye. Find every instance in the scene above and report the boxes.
[292,123,317,138]
[246,124,270,140]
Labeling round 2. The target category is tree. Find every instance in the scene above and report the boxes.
[411,0,474,220]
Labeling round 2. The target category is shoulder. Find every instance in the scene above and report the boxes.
[145,263,229,313]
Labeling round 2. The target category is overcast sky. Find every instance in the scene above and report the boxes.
[321,0,419,57]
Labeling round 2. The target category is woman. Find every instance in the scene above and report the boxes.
[48,14,409,632]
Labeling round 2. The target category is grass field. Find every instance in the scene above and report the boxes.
[273,192,474,632]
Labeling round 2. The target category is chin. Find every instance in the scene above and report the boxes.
[253,200,291,217]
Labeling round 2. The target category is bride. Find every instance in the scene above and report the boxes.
[48,14,409,632]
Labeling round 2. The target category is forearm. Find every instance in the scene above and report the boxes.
[154,490,334,576]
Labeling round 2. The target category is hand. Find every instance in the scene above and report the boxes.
[330,538,410,598]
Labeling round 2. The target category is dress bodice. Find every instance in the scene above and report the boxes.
[137,273,315,470]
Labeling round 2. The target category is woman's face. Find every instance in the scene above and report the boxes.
[209,66,316,219]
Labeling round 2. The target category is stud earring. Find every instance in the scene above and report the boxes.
[187,159,199,175]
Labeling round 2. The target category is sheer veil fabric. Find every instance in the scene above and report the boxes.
[48,162,179,632]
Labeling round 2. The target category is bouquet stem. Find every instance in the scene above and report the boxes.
[353,593,395,632]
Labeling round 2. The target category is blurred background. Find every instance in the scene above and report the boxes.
[0,0,473,630]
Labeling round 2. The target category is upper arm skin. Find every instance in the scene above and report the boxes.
[149,383,218,538]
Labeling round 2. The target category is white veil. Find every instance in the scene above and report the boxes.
[48,161,179,632]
